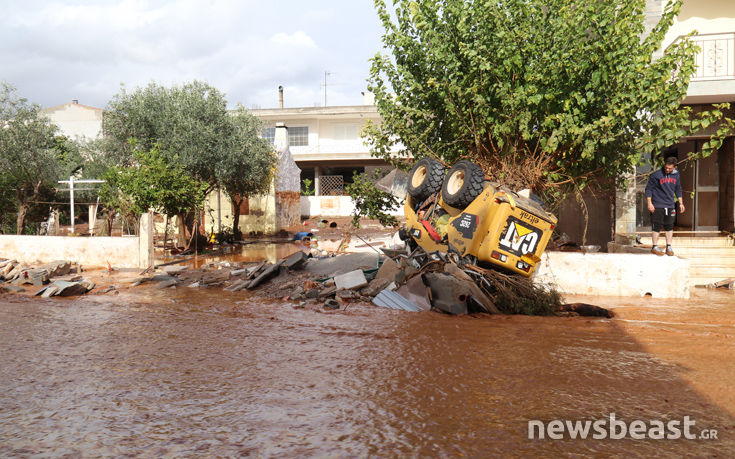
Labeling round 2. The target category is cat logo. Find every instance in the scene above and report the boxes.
[498,217,541,257]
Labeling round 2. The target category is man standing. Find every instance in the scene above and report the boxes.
[645,156,685,256]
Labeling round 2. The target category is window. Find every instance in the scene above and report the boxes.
[289,126,308,146]
[261,125,308,146]
[261,127,275,145]
[333,124,358,140]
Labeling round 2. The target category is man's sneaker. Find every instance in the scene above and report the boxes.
[666,247,675,256]
[651,246,664,256]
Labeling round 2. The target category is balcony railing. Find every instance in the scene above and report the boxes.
[686,32,735,81]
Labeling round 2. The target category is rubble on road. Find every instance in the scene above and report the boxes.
[120,245,611,317]
[707,278,735,289]
[0,258,97,297]
[35,279,96,297]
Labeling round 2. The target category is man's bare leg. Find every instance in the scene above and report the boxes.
[665,230,673,246]
[651,231,659,248]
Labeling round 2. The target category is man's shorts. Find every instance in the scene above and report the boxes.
[651,207,676,232]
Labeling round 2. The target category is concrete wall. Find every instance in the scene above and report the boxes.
[534,251,690,299]
[300,196,404,218]
[42,102,103,140]
[0,213,153,269]
[204,189,277,235]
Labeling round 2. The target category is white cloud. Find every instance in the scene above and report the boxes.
[0,0,384,109]
[270,31,317,48]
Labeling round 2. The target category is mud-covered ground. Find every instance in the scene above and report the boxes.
[1,261,734,457]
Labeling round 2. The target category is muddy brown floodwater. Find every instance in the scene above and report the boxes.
[1,286,734,457]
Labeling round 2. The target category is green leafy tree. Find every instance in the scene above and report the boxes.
[102,81,277,241]
[346,170,399,227]
[217,106,277,237]
[100,145,208,239]
[365,0,733,197]
[0,82,61,233]
[102,81,234,188]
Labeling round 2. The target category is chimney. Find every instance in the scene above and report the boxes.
[278,86,284,109]
[72,99,79,104]
[274,122,289,152]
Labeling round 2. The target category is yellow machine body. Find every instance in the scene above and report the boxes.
[404,183,557,277]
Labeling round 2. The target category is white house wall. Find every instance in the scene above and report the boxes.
[42,102,103,140]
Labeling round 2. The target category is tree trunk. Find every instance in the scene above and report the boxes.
[16,203,28,235]
[106,211,114,236]
[163,214,169,252]
[231,195,242,239]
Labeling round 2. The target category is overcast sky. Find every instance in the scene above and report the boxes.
[0,0,386,110]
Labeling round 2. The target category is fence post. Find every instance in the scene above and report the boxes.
[138,213,154,269]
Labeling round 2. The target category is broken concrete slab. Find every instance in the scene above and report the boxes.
[229,268,249,276]
[41,260,72,277]
[162,265,188,274]
[2,285,25,293]
[50,280,90,297]
[151,274,177,283]
[395,275,432,311]
[41,286,59,298]
[245,262,266,279]
[424,273,470,315]
[225,279,250,292]
[283,251,308,270]
[304,253,381,276]
[335,290,358,306]
[155,279,179,289]
[361,277,393,297]
[443,263,499,314]
[15,269,49,287]
[318,287,337,298]
[375,257,401,283]
[246,261,283,289]
[334,270,368,291]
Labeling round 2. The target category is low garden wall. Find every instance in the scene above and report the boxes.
[0,213,153,269]
[534,251,690,299]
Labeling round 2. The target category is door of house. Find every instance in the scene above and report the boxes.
[678,140,720,231]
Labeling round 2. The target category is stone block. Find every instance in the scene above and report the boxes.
[334,270,368,291]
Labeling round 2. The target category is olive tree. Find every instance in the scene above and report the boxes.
[217,106,277,237]
[102,81,277,241]
[0,82,62,233]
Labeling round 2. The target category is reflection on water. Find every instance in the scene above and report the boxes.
[0,289,733,456]
[159,242,308,268]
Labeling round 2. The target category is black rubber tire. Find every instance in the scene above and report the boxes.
[407,157,444,201]
[441,160,485,209]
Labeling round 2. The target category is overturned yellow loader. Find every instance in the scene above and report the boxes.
[402,158,557,277]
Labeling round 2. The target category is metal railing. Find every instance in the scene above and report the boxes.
[675,32,735,81]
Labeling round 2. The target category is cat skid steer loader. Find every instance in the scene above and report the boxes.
[402,158,557,277]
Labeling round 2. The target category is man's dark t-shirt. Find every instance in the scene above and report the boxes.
[645,167,683,208]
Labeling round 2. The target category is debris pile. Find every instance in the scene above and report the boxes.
[0,259,97,297]
[707,278,735,290]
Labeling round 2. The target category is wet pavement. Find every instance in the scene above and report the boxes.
[1,286,734,457]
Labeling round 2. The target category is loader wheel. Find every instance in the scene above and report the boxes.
[407,157,444,201]
[441,160,485,209]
